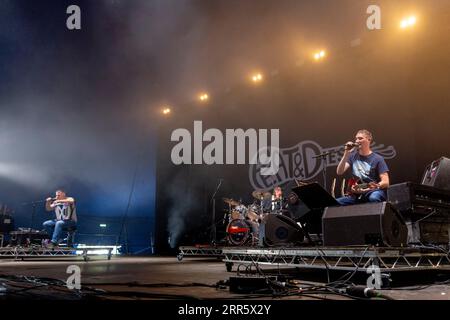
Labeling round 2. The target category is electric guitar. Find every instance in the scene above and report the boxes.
[346,178,378,196]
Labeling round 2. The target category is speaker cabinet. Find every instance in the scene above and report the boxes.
[421,157,450,191]
[322,202,407,247]
[263,214,304,246]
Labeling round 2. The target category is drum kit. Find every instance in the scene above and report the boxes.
[222,190,278,246]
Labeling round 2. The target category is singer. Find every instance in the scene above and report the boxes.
[335,129,390,206]
[43,189,77,248]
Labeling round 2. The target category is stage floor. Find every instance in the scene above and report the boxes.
[0,256,450,300]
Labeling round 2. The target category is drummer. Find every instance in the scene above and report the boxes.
[260,186,283,213]
[257,186,285,246]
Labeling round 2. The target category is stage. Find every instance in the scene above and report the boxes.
[2,0,450,311]
[0,255,449,300]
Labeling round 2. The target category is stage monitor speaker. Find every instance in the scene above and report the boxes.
[421,157,450,191]
[263,214,304,246]
[322,202,407,247]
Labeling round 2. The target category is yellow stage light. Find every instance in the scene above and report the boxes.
[199,93,209,101]
[251,73,263,83]
[313,50,327,61]
[400,15,417,29]
[408,16,416,25]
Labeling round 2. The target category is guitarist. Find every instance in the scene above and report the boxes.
[335,129,390,206]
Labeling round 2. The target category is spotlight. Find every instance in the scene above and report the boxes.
[162,107,171,115]
[400,15,416,29]
[408,16,416,25]
[313,50,326,61]
[251,73,263,83]
[198,93,209,101]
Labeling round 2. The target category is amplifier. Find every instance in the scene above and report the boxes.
[421,157,450,191]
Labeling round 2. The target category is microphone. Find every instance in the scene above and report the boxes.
[344,142,360,149]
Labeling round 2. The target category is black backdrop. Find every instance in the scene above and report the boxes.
[155,4,450,254]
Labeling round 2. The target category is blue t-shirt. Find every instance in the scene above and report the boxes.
[347,152,389,183]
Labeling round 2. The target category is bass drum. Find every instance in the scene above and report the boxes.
[226,219,251,246]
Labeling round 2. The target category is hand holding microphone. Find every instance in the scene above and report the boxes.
[344,141,360,151]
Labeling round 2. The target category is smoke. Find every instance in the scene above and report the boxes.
[0,163,53,189]
[167,200,188,249]
[166,167,212,248]
[166,170,197,248]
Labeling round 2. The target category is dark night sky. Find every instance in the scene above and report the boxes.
[1,0,449,251]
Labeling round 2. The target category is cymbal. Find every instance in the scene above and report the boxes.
[252,190,271,200]
[223,198,240,206]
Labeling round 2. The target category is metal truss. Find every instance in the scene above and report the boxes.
[222,246,450,272]
[0,246,113,261]
[177,246,224,261]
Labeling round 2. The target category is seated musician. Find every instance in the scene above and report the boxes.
[260,186,283,213]
[335,129,390,206]
[43,189,77,247]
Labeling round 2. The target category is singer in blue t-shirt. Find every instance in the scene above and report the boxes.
[335,129,390,206]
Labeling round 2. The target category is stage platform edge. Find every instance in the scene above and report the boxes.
[221,245,450,273]
[0,246,113,261]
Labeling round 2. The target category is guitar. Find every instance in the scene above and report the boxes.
[346,178,378,196]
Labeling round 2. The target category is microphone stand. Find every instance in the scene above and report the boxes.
[312,151,332,191]
[312,145,354,196]
[210,179,223,246]
[22,199,46,231]
[311,147,346,192]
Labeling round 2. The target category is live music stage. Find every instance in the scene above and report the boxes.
[2,0,450,311]
[1,254,450,300]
